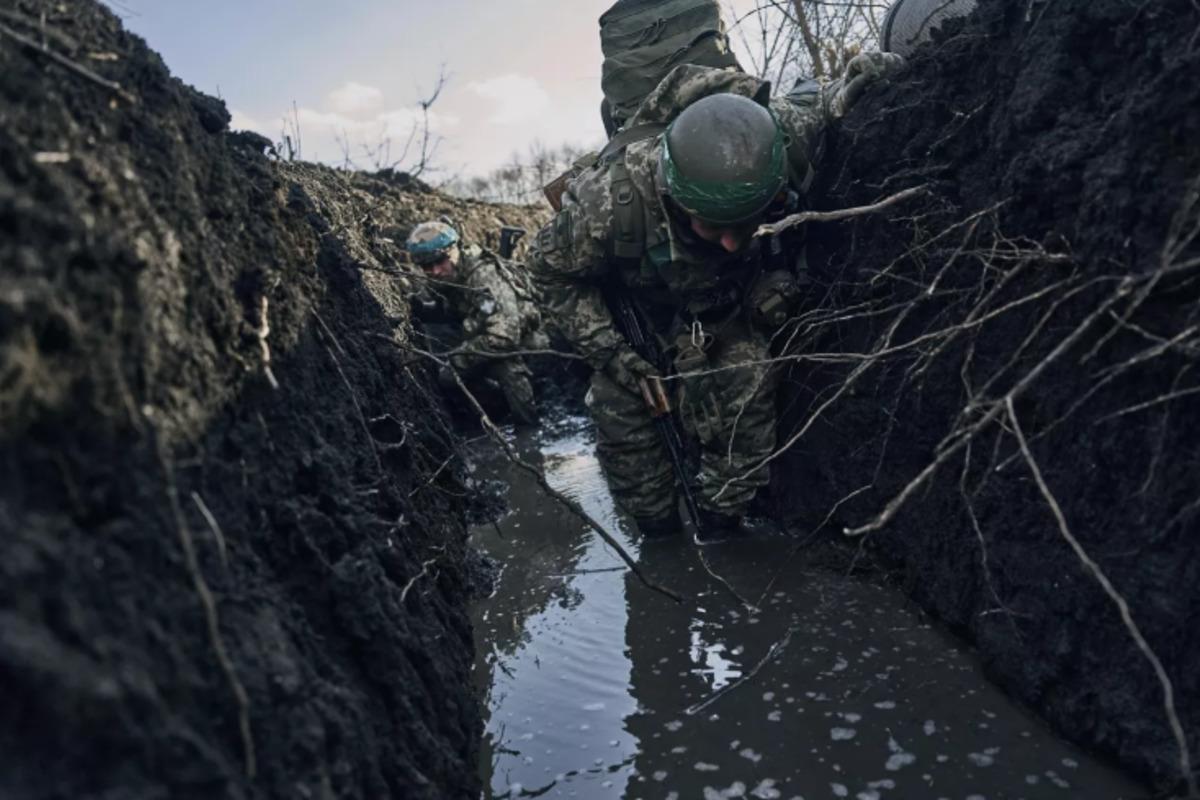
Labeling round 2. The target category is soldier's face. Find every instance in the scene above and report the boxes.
[688,216,756,254]
[427,255,455,278]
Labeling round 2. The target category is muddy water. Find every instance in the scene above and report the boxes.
[469,418,1146,800]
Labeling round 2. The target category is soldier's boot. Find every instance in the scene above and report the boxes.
[633,510,683,540]
[499,372,538,426]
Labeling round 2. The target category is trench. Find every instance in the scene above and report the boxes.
[468,415,1147,800]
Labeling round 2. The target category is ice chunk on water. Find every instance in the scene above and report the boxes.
[968,752,994,767]
[923,720,937,736]
[885,735,916,771]
[831,727,857,741]
[751,779,782,799]
[695,762,720,772]
[740,747,763,763]
[831,783,849,798]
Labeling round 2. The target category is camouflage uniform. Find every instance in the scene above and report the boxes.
[530,65,834,520]
[419,244,544,422]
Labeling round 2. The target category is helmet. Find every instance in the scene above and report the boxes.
[406,220,460,265]
[882,0,978,57]
[660,93,787,226]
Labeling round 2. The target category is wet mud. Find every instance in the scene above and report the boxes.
[471,419,1147,799]
[771,0,1200,790]
[0,2,542,797]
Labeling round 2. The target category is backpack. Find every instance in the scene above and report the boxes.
[599,0,741,130]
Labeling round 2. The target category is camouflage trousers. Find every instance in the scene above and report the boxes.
[586,317,779,520]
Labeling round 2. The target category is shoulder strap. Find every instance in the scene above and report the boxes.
[608,157,647,269]
[600,123,665,270]
[597,122,667,165]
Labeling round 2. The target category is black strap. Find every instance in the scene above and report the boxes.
[597,122,668,165]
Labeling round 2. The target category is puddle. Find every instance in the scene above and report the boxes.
[470,418,1147,799]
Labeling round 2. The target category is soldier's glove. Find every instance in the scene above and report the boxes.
[604,348,661,398]
[830,52,905,118]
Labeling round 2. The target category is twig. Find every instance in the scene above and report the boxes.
[684,624,796,715]
[753,483,872,608]
[1007,398,1196,799]
[0,20,137,104]
[255,297,279,390]
[400,548,446,603]
[314,318,383,474]
[190,491,229,570]
[157,440,255,780]
[696,547,759,613]
[409,344,684,603]
[755,185,927,238]
[844,279,1132,537]
[1094,385,1200,424]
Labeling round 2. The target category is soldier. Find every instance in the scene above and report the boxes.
[407,220,542,425]
[529,56,902,541]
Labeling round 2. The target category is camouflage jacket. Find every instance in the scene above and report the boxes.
[530,65,834,370]
[422,245,541,359]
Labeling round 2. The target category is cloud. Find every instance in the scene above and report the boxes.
[327,81,384,116]
[228,108,266,134]
[467,74,550,126]
[285,105,458,166]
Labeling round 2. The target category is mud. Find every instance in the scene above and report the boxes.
[0,2,542,797]
[773,0,1200,790]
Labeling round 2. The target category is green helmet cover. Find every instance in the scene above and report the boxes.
[661,94,787,225]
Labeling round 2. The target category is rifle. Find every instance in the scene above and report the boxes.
[609,291,706,538]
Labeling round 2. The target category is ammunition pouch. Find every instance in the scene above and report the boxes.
[746,269,801,329]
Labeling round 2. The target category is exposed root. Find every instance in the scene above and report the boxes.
[0,18,137,104]
[254,296,279,390]
[315,315,383,474]
[190,491,229,570]
[157,437,255,780]
[400,547,446,603]
[754,185,928,238]
[1007,398,1196,799]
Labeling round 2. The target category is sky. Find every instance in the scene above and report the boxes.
[102,0,763,181]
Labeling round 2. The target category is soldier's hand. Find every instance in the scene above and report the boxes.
[831,51,905,118]
[604,348,660,397]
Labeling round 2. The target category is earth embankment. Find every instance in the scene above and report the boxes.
[774,0,1200,790]
[0,2,542,797]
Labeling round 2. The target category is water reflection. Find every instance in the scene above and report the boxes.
[471,421,1149,800]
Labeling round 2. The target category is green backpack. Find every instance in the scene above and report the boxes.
[599,0,741,130]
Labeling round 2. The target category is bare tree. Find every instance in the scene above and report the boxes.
[443,140,589,206]
[725,0,887,85]
[319,67,450,176]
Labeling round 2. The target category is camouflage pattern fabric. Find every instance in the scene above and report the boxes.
[447,245,543,369]
[419,244,542,414]
[531,64,833,519]
[588,315,778,518]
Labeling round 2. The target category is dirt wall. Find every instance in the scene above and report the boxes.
[773,0,1200,791]
[0,2,542,797]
